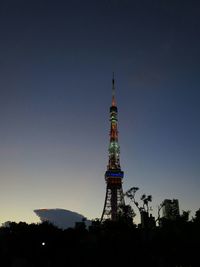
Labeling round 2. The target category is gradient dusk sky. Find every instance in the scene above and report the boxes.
[0,0,200,224]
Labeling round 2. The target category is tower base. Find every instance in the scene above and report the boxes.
[101,182,124,221]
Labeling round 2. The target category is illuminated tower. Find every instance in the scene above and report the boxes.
[101,76,125,221]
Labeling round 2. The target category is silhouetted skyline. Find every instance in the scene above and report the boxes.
[0,0,200,224]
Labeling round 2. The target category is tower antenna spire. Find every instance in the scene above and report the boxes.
[112,72,116,106]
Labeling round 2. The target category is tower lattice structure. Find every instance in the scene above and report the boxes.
[101,77,125,221]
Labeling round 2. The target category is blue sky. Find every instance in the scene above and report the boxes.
[0,0,200,223]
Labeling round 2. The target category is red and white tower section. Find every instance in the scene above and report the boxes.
[101,77,125,221]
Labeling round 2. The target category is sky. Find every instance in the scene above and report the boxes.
[0,0,200,224]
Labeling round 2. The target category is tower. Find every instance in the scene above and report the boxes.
[101,76,125,221]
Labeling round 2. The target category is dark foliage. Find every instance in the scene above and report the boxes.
[0,213,200,267]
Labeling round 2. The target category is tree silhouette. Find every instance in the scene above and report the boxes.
[125,187,154,228]
[125,187,152,213]
[193,208,200,224]
[117,204,136,225]
[0,213,200,267]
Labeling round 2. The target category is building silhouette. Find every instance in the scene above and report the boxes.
[101,76,125,221]
[162,199,180,220]
[34,208,90,229]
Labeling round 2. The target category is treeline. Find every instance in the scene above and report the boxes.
[0,210,200,267]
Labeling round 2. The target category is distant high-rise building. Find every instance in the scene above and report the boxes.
[162,199,180,220]
[101,76,125,221]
